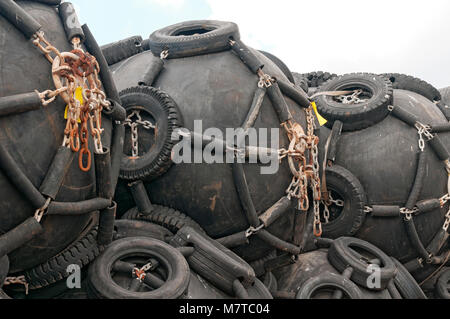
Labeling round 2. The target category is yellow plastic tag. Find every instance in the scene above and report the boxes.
[64,87,83,123]
[312,102,328,126]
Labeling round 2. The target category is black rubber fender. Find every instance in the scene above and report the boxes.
[24,225,102,290]
[314,73,393,131]
[87,237,190,299]
[292,72,309,93]
[246,278,273,299]
[322,165,367,239]
[435,268,450,299]
[113,219,174,243]
[0,256,9,289]
[391,258,427,299]
[122,206,205,234]
[296,272,363,299]
[382,73,441,102]
[170,226,256,296]
[101,36,145,66]
[328,237,397,291]
[119,86,182,181]
[301,71,338,88]
[149,20,240,59]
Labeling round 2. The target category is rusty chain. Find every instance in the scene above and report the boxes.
[32,31,109,171]
[280,103,323,237]
[3,276,29,295]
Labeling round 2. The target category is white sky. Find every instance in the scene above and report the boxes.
[205,0,450,89]
[73,0,450,89]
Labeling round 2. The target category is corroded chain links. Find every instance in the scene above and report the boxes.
[281,106,322,237]
[257,69,274,89]
[124,110,156,157]
[133,261,156,283]
[3,276,29,295]
[32,31,109,171]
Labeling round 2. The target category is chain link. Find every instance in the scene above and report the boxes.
[160,50,169,60]
[281,105,322,237]
[124,110,156,157]
[245,224,265,238]
[444,208,450,232]
[336,89,367,105]
[3,276,29,295]
[33,32,108,171]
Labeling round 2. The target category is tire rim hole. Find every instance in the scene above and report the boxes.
[320,190,345,224]
[124,108,157,157]
[173,26,216,37]
[310,287,351,299]
[112,255,168,293]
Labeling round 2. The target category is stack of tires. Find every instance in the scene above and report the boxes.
[108,20,313,267]
[0,1,125,298]
[275,237,427,299]
[309,72,450,297]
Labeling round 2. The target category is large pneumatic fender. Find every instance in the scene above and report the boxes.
[111,20,312,262]
[274,249,394,299]
[316,73,450,265]
[0,1,121,273]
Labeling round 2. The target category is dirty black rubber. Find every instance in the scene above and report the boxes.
[322,165,367,239]
[113,219,174,243]
[149,20,240,59]
[328,237,397,291]
[296,272,363,299]
[119,86,182,181]
[382,73,441,102]
[259,50,295,83]
[262,271,278,293]
[24,227,102,290]
[88,237,190,299]
[301,71,338,88]
[292,72,309,93]
[246,278,273,299]
[170,226,255,296]
[122,206,205,234]
[101,36,145,66]
[314,73,393,131]
[249,250,277,277]
[391,258,427,299]
[0,289,11,299]
[0,256,9,289]
[435,268,450,299]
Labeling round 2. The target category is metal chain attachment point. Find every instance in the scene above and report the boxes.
[160,50,169,60]
[444,208,450,232]
[364,206,374,214]
[245,224,265,238]
[400,208,416,221]
[34,197,52,223]
[415,122,434,152]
